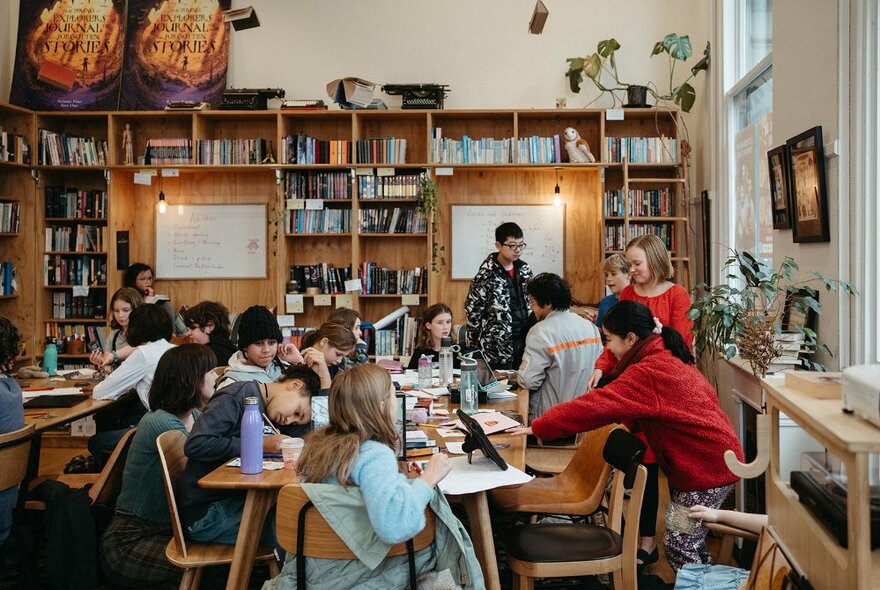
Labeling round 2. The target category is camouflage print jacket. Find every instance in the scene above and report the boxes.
[464,252,533,367]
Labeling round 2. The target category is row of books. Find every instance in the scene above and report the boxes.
[603,223,677,252]
[355,138,408,164]
[429,129,515,164]
[604,188,676,218]
[289,263,353,294]
[285,209,352,234]
[0,202,20,233]
[44,323,102,352]
[45,225,107,253]
[359,263,427,295]
[44,255,107,287]
[358,172,425,199]
[604,136,678,164]
[284,170,352,200]
[45,186,108,219]
[38,129,109,166]
[0,262,16,296]
[516,135,564,164]
[281,134,352,165]
[358,208,427,234]
[195,138,268,165]
[0,129,30,164]
[286,327,312,349]
[368,313,421,358]
[50,291,106,320]
[144,138,192,165]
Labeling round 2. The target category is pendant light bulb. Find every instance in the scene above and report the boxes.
[553,183,562,207]
[158,190,167,214]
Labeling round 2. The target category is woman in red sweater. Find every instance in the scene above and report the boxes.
[511,300,743,572]
[588,233,694,568]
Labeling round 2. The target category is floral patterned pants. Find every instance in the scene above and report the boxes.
[663,484,733,572]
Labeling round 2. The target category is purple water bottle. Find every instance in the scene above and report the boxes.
[240,397,263,474]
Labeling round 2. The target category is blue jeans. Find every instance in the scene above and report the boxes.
[187,495,280,554]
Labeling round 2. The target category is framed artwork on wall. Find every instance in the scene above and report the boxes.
[767,144,792,229]
[786,126,830,243]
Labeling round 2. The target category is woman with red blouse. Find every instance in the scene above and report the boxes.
[589,234,694,570]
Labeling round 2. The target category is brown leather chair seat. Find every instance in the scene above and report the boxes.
[507,522,624,563]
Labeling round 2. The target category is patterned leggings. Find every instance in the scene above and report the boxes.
[663,485,733,572]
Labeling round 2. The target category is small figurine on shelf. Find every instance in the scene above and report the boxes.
[122,123,134,165]
[262,140,276,164]
[563,127,596,163]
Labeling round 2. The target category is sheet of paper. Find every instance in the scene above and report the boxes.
[133,172,152,186]
[438,428,465,438]
[285,294,304,314]
[161,168,180,177]
[445,441,466,454]
[402,294,420,306]
[314,294,331,306]
[305,199,324,210]
[344,279,362,292]
[286,199,305,210]
[335,294,353,309]
[22,387,84,400]
[487,390,518,400]
[72,286,89,297]
[438,455,532,495]
[225,458,285,470]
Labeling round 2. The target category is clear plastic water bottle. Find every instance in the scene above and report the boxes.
[438,337,454,387]
[459,358,479,415]
[418,354,433,388]
[240,397,263,474]
[43,339,58,377]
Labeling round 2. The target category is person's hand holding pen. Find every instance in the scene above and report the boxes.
[418,453,451,488]
[261,411,290,453]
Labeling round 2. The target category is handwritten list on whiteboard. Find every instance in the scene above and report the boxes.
[155,204,267,279]
[450,205,565,279]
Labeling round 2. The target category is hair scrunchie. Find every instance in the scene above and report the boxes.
[652,317,663,335]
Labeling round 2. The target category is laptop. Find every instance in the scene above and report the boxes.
[23,394,89,408]
[462,350,507,393]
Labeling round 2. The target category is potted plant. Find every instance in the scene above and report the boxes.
[688,251,856,378]
[416,174,446,273]
[565,33,710,113]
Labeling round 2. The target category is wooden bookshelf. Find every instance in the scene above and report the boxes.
[0,103,693,358]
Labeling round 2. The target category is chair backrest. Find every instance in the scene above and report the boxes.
[0,423,35,491]
[604,428,648,540]
[156,430,190,558]
[90,427,137,506]
[492,424,616,515]
[275,483,435,559]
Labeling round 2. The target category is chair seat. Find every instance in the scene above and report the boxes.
[507,523,623,563]
[165,540,277,568]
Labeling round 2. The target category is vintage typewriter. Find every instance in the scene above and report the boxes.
[382,84,450,109]
[219,88,285,110]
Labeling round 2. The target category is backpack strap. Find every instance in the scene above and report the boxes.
[296,500,313,590]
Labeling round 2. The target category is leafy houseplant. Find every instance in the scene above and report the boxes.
[416,175,446,273]
[565,34,710,113]
[688,251,857,378]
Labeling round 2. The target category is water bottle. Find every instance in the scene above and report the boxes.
[418,354,433,388]
[240,397,263,474]
[438,337,454,387]
[43,339,58,377]
[459,358,479,415]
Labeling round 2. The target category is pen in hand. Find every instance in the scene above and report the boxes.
[262,412,280,435]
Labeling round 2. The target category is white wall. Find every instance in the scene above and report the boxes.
[772,0,844,368]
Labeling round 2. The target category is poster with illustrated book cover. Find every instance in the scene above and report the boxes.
[119,0,230,110]
[9,0,126,111]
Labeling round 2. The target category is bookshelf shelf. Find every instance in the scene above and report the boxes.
[285,232,352,238]
[0,232,18,237]
[45,251,108,255]
[43,285,107,289]
[0,295,17,300]
[48,318,106,323]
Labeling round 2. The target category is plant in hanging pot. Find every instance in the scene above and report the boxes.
[688,251,857,379]
[565,33,710,112]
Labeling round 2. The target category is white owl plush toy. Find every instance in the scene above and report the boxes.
[563,127,596,163]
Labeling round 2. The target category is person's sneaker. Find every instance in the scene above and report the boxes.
[63,454,99,474]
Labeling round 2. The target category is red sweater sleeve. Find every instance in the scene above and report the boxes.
[530,364,661,441]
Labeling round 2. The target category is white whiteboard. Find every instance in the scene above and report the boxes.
[451,205,565,279]
[155,204,267,279]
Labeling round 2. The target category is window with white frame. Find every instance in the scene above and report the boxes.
[729,0,773,264]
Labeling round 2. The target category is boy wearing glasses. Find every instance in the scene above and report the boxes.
[464,222,533,369]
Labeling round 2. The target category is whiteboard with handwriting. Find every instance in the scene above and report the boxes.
[450,205,565,279]
[155,204,267,279]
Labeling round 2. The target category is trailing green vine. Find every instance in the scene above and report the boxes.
[416,174,446,273]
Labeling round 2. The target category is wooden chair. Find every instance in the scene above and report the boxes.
[156,430,279,590]
[26,427,137,512]
[275,483,436,590]
[505,427,648,590]
[0,424,36,508]
[524,432,584,475]
[492,424,616,518]
[705,521,760,566]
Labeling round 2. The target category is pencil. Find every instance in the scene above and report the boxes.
[261,412,280,435]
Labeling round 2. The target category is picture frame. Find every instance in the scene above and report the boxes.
[786,126,830,243]
[781,288,819,334]
[767,144,792,229]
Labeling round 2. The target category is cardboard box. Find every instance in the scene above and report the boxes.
[326,77,376,108]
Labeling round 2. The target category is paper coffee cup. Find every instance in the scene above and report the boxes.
[280,437,305,470]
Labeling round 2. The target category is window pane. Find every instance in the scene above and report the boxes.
[744,0,773,73]
[733,70,773,264]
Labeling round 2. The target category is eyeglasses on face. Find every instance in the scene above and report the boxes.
[503,242,527,251]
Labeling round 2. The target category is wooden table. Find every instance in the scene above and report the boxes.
[198,385,530,590]
[199,466,299,590]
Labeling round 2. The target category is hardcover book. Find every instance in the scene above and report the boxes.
[119,0,230,110]
[9,0,126,110]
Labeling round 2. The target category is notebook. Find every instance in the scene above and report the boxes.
[23,394,89,408]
